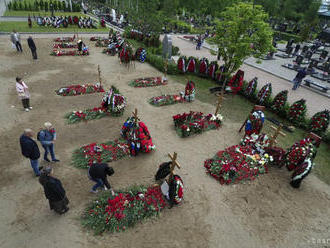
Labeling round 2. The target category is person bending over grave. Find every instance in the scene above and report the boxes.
[88,163,115,195]
[77,40,87,54]
[39,166,69,214]
[292,67,307,90]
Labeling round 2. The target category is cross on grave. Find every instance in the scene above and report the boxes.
[239,105,265,133]
[97,65,102,85]
[269,124,286,147]
[168,152,181,178]
[214,93,225,116]
[132,108,140,124]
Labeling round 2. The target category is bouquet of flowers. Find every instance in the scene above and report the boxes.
[148,94,183,107]
[204,134,273,185]
[282,138,316,171]
[271,90,288,113]
[53,43,78,49]
[308,110,330,135]
[55,83,104,96]
[51,49,89,56]
[65,86,126,124]
[72,139,130,168]
[128,77,167,87]
[54,37,75,42]
[288,99,307,125]
[82,185,167,234]
[173,111,223,137]
[257,83,272,104]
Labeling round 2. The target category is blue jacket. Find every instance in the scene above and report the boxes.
[39,129,55,146]
[20,134,40,160]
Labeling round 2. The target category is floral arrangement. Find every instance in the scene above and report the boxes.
[121,117,155,156]
[245,110,265,136]
[65,86,126,124]
[72,139,130,168]
[204,134,273,185]
[226,70,244,94]
[90,36,106,41]
[51,49,89,56]
[148,94,183,107]
[177,56,187,73]
[95,39,110,47]
[287,99,307,125]
[128,77,167,87]
[198,58,209,75]
[55,83,104,96]
[82,185,167,234]
[281,138,316,171]
[135,47,147,62]
[271,90,288,113]
[172,111,223,137]
[243,77,258,98]
[208,61,218,79]
[53,43,78,49]
[308,110,330,135]
[54,37,75,42]
[119,44,134,64]
[186,56,196,73]
[257,83,272,104]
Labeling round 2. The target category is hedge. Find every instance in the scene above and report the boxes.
[274,31,302,43]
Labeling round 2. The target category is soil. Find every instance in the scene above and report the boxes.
[0,37,329,248]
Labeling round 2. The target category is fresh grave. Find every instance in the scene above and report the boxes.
[149,80,195,107]
[51,49,89,56]
[82,153,184,234]
[53,43,78,49]
[65,86,126,124]
[55,83,104,96]
[72,109,155,168]
[128,77,167,87]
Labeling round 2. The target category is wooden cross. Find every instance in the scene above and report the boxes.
[214,93,224,115]
[97,65,102,85]
[132,108,140,124]
[239,105,265,133]
[269,124,286,147]
[168,152,181,178]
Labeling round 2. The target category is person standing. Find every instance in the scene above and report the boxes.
[292,67,307,90]
[16,77,32,112]
[39,166,69,214]
[38,122,60,162]
[27,36,37,60]
[20,129,42,177]
[10,30,23,52]
[88,163,115,195]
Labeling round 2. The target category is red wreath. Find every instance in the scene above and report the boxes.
[187,58,196,73]
[199,60,208,74]
[73,16,79,24]
[208,64,217,79]
[177,57,186,72]
[227,70,244,94]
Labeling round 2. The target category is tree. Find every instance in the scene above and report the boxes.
[210,2,273,86]
[44,1,49,11]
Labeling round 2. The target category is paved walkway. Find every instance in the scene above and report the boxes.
[168,35,330,117]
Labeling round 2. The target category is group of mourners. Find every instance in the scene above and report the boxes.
[38,16,96,29]
[10,30,38,60]
[19,124,115,214]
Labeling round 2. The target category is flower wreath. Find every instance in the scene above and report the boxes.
[257,83,272,104]
[245,111,265,136]
[199,58,209,74]
[271,90,288,113]
[169,175,184,205]
[245,77,258,97]
[186,56,197,73]
[309,110,330,134]
[177,56,187,73]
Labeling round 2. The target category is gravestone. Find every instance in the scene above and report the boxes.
[320,50,328,60]
[296,55,303,65]
[293,44,300,55]
[111,9,116,23]
[286,39,294,48]
[162,34,172,60]
[305,51,313,60]
[301,46,309,55]
[286,46,293,55]
[324,62,330,73]
[309,59,318,69]
[37,17,43,25]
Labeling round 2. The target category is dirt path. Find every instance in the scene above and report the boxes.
[0,37,329,248]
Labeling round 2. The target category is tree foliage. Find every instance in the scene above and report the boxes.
[211,2,273,80]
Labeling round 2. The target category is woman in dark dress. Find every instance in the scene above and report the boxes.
[39,166,69,214]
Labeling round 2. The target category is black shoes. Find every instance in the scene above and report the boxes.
[52,159,60,162]
[44,158,51,162]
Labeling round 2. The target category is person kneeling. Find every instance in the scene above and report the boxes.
[39,166,69,214]
[88,163,115,195]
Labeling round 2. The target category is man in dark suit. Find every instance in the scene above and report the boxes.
[27,36,37,60]
[20,129,42,176]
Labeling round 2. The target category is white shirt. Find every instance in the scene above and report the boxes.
[16,81,30,99]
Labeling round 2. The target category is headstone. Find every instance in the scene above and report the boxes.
[286,46,293,55]
[286,39,294,48]
[320,50,328,59]
[324,62,330,73]
[162,34,172,60]
[295,55,303,65]
[309,59,318,69]
[119,15,124,24]
[111,9,116,23]
[37,17,43,25]
[293,44,300,55]
[301,46,309,55]
[305,51,313,60]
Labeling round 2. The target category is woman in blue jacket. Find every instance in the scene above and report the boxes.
[38,122,60,162]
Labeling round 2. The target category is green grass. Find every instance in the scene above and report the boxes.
[168,73,330,185]
[4,10,87,17]
[0,21,108,33]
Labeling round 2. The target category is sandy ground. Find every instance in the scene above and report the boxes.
[0,37,330,248]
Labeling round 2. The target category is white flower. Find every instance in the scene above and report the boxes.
[187,128,190,132]
[216,114,223,121]
[138,193,144,199]
[79,111,83,114]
